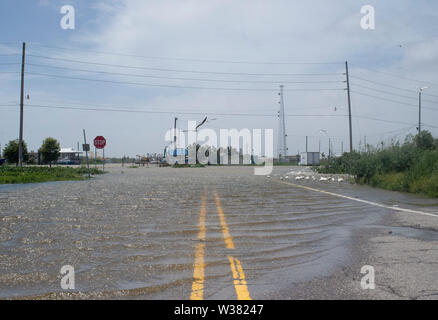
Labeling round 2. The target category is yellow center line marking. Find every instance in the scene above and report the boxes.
[228,256,252,300]
[190,193,207,300]
[277,180,438,218]
[214,192,235,249]
[214,191,252,300]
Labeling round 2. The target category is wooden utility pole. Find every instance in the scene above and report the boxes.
[18,42,26,167]
[419,91,422,133]
[345,61,353,153]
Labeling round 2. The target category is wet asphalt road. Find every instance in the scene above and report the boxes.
[0,165,437,299]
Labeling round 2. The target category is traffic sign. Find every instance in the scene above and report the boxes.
[94,136,106,149]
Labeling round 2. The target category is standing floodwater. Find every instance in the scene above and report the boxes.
[0,166,437,299]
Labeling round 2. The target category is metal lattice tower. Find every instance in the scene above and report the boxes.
[277,85,287,160]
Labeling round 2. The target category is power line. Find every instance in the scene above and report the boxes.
[26,71,345,92]
[5,103,348,117]
[350,75,438,101]
[363,125,416,138]
[351,82,419,101]
[353,114,416,126]
[2,101,428,127]
[27,42,344,65]
[351,63,438,87]
[20,97,344,111]
[423,123,438,129]
[27,54,344,77]
[351,90,438,111]
[4,103,424,127]
[26,63,345,84]
[350,75,417,93]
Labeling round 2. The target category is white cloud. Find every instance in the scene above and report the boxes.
[1,0,438,156]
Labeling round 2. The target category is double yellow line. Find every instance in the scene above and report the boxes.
[190,191,251,300]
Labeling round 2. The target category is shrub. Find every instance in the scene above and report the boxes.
[317,130,438,197]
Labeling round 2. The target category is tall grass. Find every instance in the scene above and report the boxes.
[317,132,438,197]
[0,166,104,184]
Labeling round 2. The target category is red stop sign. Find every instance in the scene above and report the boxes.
[94,136,106,149]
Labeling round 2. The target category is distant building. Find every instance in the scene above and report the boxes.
[285,155,300,164]
[59,148,83,165]
[274,155,300,164]
[300,152,320,166]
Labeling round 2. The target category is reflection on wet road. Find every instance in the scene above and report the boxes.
[1,166,437,299]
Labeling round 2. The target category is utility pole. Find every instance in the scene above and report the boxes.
[18,42,26,167]
[305,136,308,153]
[364,136,367,152]
[341,141,344,154]
[419,91,421,134]
[418,87,428,133]
[345,61,353,153]
[277,85,287,160]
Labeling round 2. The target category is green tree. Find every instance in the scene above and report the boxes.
[3,139,29,165]
[40,137,60,167]
[414,131,434,150]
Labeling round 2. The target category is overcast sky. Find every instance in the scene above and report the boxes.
[1,0,438,157]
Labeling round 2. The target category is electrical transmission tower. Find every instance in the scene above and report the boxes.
[277,85,287,160]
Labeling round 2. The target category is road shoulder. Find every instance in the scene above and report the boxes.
[285,208,438,300]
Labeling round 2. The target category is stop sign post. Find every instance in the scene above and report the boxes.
[94,136,106,171]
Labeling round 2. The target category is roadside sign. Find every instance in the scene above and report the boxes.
[82,143,90,151]
[94,136,106,149]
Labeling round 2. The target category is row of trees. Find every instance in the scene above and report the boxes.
[2,137,61,167]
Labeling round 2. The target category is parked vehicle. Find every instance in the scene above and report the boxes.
[57,158,75,165]
[0,158,6,165]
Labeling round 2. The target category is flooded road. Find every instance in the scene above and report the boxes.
[1,166,437,299]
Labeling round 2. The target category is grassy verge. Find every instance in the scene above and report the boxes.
[317,131,438,198]
[0,166,105,184]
